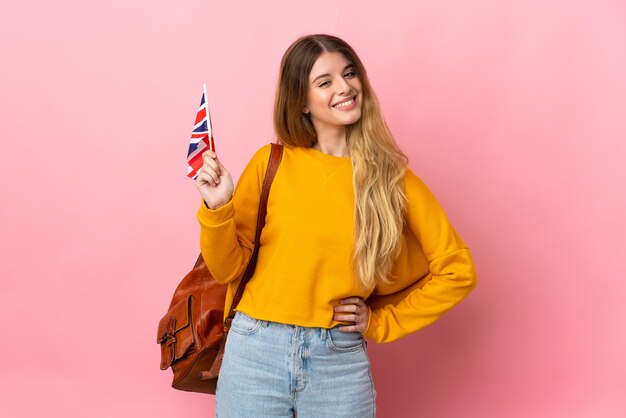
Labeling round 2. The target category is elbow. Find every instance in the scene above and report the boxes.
[468,272,478,293]
[203,261,239,285]
[449,256,478,297]
[457,248,478,294]
[463,262,478,295]
[200,250,246,285]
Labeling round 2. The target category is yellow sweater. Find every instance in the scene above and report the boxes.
[197,143,477,344]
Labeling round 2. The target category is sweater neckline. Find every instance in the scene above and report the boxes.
[300,145,352,165]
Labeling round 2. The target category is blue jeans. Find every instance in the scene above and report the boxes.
[215,311,377,417]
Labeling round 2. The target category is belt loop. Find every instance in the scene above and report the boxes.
[320,328,327,341]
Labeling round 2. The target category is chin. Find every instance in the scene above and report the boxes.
[345,112,362,125]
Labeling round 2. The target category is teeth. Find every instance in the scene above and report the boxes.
[334,98,354,108]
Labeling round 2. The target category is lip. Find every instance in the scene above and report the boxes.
[332,96,356,107]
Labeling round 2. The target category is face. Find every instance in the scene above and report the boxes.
[304,51,363,135]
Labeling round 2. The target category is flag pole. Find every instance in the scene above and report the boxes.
[203,83,215,152]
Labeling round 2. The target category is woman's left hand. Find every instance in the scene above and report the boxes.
[333,297,370,334]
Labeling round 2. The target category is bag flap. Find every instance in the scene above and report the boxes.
[157,295,195,370]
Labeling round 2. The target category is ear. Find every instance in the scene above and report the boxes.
[303,107,309,114]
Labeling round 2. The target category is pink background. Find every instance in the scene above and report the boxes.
[2,0,625,417]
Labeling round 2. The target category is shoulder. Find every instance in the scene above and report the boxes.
[243,143,274,172]
[404,167,435,199]
[403,167,450,220]
[249,143,274,165]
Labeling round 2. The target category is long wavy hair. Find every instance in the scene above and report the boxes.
[273,34,408,291]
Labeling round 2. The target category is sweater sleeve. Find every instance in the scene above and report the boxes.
[196,144,272,284]
[362,169,478,343]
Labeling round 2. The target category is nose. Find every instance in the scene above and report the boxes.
[334,76,352,96]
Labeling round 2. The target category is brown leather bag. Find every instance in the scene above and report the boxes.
[157,143,283,394]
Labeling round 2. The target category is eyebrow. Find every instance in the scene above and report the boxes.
[311,64,355,84]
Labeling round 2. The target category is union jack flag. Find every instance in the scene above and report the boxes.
[186,83,215,180]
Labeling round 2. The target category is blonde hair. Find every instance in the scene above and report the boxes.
[273,34,408,290]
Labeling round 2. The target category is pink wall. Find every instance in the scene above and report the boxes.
[2,0,625,416]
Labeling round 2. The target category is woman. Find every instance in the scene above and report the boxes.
[195,34,477,417]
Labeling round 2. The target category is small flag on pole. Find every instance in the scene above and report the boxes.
[186,83,215,180]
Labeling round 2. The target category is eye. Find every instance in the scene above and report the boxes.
[319,80,330,87]
[344,71,357,78]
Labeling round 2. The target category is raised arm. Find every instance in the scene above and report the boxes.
[196,144,271,284]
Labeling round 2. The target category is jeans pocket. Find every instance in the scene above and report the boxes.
[230,311,263,335]
[327,325,364,352]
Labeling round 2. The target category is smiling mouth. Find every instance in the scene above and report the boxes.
[332,96,356,108]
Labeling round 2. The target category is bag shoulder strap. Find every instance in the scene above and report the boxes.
[192,143,283,269]
[225,142,283,323]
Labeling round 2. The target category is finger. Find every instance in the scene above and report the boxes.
[334,304,357,313]
[200,166,221,184]
[197,171,212,187]
[197,169,214,186]
[201,150,226,174]
[198,171,218,187]
[202,149,219,163]
[340,297,364,305]
[337,324,361,333]
[202,155,221,174]
[334,313,359,322]
[214,157,226,170]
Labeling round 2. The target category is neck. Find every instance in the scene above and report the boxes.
[313,129,350,157]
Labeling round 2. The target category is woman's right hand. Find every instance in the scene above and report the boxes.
[195,150,234,209]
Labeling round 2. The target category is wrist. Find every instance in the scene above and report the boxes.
[204,197,232,210]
